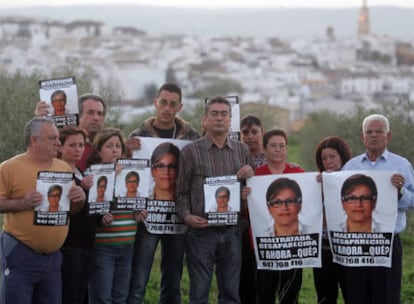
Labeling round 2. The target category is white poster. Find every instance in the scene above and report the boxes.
[247,172,322,270]
[322,170,397,267]
[132,137,191,234]
[35,171,73,225]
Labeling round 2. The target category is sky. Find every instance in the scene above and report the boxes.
[1,0,414,9]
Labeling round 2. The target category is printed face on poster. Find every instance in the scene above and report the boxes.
[132,137,191,199]
[247,172,323,270]
[322,170,397,233]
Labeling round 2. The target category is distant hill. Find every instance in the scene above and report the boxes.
[1,5,413,39]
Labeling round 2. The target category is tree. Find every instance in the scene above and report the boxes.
[297,102,414,171]
[0,63,121,162]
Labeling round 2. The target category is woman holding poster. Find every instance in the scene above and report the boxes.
[58,126,95,304]
[255,129,304,304]
[313,136,351,304]
[87,128,140,303]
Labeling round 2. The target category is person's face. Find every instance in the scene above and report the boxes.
[342,184,376,227]
[268,188,301,227]
[99,135,123,163]
[264,135,287,164]
[362,120,390,155]
[48,189,61,210]
[125,174,139,196]
[151,154,178,193]
[202,103,231,135]
[97,179,107,198]
[52,93,66,115]
[35,123,61,159]
[154,90,183,125]
[241,124,263,154]
[216,190,230,210]
[321,147,343,172]
[79,99,105,138]
[59,134,85,165]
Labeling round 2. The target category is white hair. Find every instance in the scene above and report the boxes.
[362,114,390,133]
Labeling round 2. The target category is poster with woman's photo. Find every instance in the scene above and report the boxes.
[34,171,73,225]
[247,172,322,270]
[114,158,150,210]
[86,163,115,215]
[204,175,240,226]
[38,76,79,127]
[132,137,191,234]
[322,170,397,267]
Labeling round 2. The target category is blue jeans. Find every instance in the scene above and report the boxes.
[61,246,94,304]
[128,226,185,304]
[0,232,62,304]
[186,226,242,304]
[89,245,133,304]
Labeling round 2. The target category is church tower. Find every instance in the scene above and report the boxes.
[358,0,370,35]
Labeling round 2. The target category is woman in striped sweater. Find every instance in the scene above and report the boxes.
[87,128,140,304]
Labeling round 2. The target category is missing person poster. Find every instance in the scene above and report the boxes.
[86,163,115,215]
[34,171,73,225]
[39,76,79,128]
[114,158,150,210]
[132,137,192,234]
[247,172,322,270]
[322,170,397,267]
[204,175,240,226]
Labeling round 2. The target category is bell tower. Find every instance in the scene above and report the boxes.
[358,0,370,36]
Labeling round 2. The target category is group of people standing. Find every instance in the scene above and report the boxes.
[0,80,413,304]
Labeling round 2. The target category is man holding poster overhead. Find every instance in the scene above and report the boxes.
[342,114,414,304]
[176,96,254,304]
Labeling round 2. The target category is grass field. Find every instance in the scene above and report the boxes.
[142,213,414,304]
[1,213,413,304]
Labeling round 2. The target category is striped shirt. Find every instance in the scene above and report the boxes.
[95,211,137,246]
[176,136,254,218]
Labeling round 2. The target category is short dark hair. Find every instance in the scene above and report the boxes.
[204,96,232,116]
[97,175,108,187]
[151,142,180,166]
[341,174,377,199]
[48,184,62,196]
[78,93,107,117]
[263,129,288,148]
[51,90,67,103]
[315,136,352,172]
[215,186,230,199]
[241,114,263,129]
[157,83,182,102]
[266,177,302,205]
[125,171,140,184]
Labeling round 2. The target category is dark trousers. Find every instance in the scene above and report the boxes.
[239,228,257,304]
[257,268,302,304]
[313,239,347,304]
[61,246,94,304]
[343,235,402,304]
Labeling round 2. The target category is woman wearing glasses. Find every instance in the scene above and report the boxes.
[254,129,304,304]
[340,173,378,233]
[266,177,303,237]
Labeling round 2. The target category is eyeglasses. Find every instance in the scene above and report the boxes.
[126,180,138,184]
[152,163,178,171]
[342,195,376,204]
[157,99,180,109]
[267,198,301,208]
[208,111,230,118]
[48,194,61,198]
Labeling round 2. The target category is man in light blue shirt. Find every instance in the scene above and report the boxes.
[342,113,414,304]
